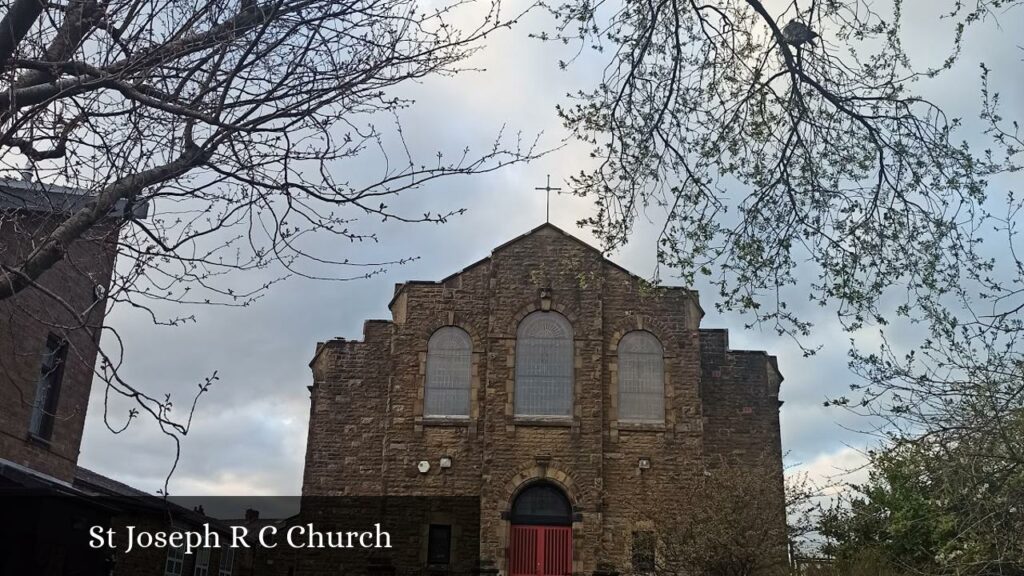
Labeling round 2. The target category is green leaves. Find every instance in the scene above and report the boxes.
[548,0,1000,348]
[821,434,1024,575]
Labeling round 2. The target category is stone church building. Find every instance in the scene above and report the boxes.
[302,223,786,576]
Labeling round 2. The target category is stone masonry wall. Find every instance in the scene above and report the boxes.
[303,224,785,576]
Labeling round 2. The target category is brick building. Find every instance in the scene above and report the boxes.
[0,179,228,576]
[0,178,125,575]
[0,178,132,482]
[303,223,787,576]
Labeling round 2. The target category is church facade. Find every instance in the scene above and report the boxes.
[302,223,786,576]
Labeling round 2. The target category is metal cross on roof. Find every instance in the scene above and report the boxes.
[534,175,562,223]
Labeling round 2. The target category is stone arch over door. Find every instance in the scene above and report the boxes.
[500,464,585,576]
[507,482,574,576]
[502,462,584,509]
[510,482,573,526]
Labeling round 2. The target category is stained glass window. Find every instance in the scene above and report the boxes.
[515,312,573,417]
[618,331,664,422]
[424,327,472,417]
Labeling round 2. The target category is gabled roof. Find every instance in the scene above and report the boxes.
[389,222,704,317]
[75,466,151,498]
[0,177,149,219]
[0,458,122,513]
[74,466,237,531]
[440,222,638,284]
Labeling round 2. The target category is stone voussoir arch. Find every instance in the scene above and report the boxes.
[502,460,586,511]
[607,313,676,354]
[505,300,580,339]
[416,314,485,352]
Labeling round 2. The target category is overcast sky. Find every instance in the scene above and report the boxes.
[78,1,1024,496]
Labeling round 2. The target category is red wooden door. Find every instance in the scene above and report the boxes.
[509,525,572,576]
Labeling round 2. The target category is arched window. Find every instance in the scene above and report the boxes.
[515,311,573,417]
[618,331,664,422]
[510,483,573,526]
[424,327,472,417]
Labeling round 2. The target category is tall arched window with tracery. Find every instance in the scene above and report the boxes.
[515,311,574,417]
[424,327,472,417]
[618,331,664,422]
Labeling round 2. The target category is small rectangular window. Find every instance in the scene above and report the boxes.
[193,547,210,576]
[427,524,452,566]
[28,334,67,441]
[632,531,655,573]
[218,548,234,576]
[165,544,185,576]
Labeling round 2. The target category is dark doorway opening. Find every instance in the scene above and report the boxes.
[508,483,573,576]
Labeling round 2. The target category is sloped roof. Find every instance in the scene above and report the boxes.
[0,177,149,219]
[74,466,152,498]
[389,222,703,317]
[0,456,82,493]
[74,467,235,530]
[0,458,122,514]
[441,222,646,284]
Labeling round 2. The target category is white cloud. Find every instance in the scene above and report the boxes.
[790,446,871,497]
[77,1,1024,496]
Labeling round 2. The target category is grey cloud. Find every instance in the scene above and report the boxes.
[78,3,1024,494]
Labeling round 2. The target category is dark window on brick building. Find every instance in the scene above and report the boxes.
[427,524,452,565]
[632,531,655,573]
[28,334,67,441]
[164,544,185,576]
[218,548,234,576]
[193,547,210,576]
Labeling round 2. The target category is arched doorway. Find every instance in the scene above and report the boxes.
[508,483,573,576]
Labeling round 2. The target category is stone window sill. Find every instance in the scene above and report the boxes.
[617,421,667,432]
[26,433,52,449]
[418,416,471,427]
[513,417,574,427]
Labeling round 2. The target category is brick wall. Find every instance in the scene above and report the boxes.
[0,211,118,481]
[303,224,785,575]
